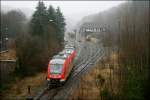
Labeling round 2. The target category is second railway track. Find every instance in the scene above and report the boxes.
[33,41,105,100]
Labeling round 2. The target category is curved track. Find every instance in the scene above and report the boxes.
[33,41,105,100]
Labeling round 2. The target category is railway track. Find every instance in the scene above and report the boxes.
[32,41,105,100]
[53,42,105,99]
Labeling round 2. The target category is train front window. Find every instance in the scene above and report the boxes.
[50,64,62,74]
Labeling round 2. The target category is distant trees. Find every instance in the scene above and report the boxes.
[48,5,57,23]
[55,7,66,42]
[1,10,27,38]
[104,1,149,100]
[80,1,149,100]
[116,1,149,100]
[1,1,66,76]
[15,1,66,76]
[30,2,65,43]
[0,10,27,50]
[30,1,48,38]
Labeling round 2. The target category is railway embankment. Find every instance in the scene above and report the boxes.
[68,51,120,100]
[0,72,46,100]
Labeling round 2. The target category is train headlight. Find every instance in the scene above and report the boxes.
[60,79,65,82]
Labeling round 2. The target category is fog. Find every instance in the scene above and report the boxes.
[1,1,125,32]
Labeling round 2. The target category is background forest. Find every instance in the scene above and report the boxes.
[79,1,149,100]
[1,1,66,76]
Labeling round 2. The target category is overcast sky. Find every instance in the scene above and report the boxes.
[1,1,125,32]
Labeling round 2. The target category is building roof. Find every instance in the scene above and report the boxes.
[81,22,103,29]
[79,22,106,33]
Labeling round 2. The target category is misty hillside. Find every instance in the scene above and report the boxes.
[77,1,149,99]
[78,1,149,46]
[78,1,149,33]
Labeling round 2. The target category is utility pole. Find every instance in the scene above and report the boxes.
[5,26,8,51]
[73,29,77,47]
[74,29,77,41]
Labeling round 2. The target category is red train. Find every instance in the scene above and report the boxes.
[47,45,76,85]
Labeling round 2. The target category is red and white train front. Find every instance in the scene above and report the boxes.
[47,58,67,84]
[47,45,76,85]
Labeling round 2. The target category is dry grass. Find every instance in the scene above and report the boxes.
[0,49,16,60]
[1,72,46,100]
[68,66,102,100]
[69,52,120,100]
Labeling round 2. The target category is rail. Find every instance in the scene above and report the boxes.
[32,41,105,100]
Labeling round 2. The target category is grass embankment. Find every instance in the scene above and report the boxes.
[69,52,120,100]
[0,49,46,99]
[1,72,46,100]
